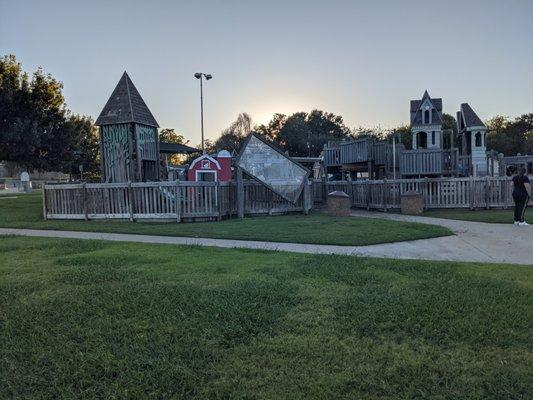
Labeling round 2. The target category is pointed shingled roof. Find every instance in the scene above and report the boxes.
[95,72,159,128]
[410,90,443,125]
[459,103,485,129]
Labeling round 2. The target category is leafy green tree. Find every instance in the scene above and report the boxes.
[62,115,100,179]
[208,113,253,154]
[254,110,352,157]
[442,113,458,150]
[486,114,533,155]
[159,128,189,164]
[388,125,411,149]
[0,54,100,177]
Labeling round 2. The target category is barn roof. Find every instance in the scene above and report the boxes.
[95,72,159,128]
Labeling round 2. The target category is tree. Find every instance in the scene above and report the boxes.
[254,110,352,157]
[159,128,189,164]
[486,114,533,155]
[442,113,458,150]
[0,54,100,177]
[208,113,253,154]
[61,115,100,179]
[388,125,411,149]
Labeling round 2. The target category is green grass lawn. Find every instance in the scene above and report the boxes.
[423,208,516,224]
[0,192,452,246]
[0,236,531,399]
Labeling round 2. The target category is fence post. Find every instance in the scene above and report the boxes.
[128,181,134,222]
[383,179,387,212]
[303,179,310,215]
[175,182,181,223]
[82,182,88,220]
[268,188,273,215]
[469,176,474,210]
[366,181,371,210]
[237,167,244,219]
[485,175,490,209]
[42,183,48,220]
[503,178,509,210]
[216,181,222,221]
[424,177,429,211]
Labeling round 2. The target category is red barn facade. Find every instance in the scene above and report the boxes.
[187,151,232,182]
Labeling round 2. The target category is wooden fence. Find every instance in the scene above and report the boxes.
[43,180,312,221]
[312,176,518,211]
[43,176,520,221]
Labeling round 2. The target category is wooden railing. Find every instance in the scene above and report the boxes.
[323,146,341,166]
[340,138,371,164]
[400,149,443,175]
[312,176,516,210]
[43,180,312,221]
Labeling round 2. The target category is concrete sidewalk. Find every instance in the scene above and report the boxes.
[350,211,533,265]
[0,213,531,264]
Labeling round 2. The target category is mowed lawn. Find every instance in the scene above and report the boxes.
[1,236,531,399]
[0,192,452,246]
[424,208,517,224]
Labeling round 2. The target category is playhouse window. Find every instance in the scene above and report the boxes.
[431,131,435,145]
[197,171,216,182]
[475,132,482,147]
[424,109,430,124]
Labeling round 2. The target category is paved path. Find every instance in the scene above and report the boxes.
[0,213,531,265]
[350,211,533,265]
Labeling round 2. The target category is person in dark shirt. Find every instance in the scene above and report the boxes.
[512,166,531,226]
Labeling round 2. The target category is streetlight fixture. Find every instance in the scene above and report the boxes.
[194,72,212,153]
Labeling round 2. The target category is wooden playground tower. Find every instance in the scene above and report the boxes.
[95,72,160,183]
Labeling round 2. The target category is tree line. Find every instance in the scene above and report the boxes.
[208,111,533,159]
[1,54,531,180]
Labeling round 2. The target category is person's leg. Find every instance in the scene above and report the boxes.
[513,195,521,222]
[519,196,529,223]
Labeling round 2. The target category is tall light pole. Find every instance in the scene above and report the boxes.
[194,72,212,154]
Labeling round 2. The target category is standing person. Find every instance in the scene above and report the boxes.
[512,166,531,226]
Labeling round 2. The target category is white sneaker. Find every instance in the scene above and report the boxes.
[514,221,520,226]
[518,221,530,226]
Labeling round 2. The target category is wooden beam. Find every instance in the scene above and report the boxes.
[237,167,244,219]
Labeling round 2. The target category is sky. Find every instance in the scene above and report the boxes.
[1,0,532,147]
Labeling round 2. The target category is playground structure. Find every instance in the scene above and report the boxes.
[323,91,504,180]
[41,77,529,222]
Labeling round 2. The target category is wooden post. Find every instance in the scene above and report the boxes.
[268,188,273,215]
[155,127,161,181]
[303,179,310,215]
[237,167,244,219]
[82,182,88,220]
[469,176,475,210]
[175,182,182,223]
[42,183,48,220]
[216,181,222,221]
[127,181,134,221]
[485,175,490,210]
[366,181,371,210]
[383,179,387,212]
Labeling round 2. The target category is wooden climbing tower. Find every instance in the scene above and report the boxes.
[95,72,160,182]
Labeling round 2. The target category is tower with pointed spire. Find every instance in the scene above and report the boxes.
[95,72,160,182]
[457,103,487,176]
[409,90,443,150]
